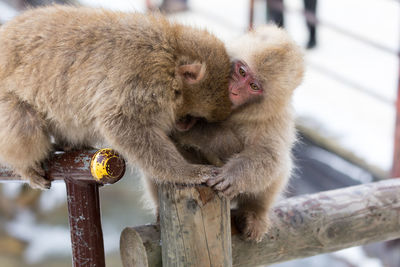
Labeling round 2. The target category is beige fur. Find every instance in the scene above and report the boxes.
[0,5,232,189]
[147,25,304,241]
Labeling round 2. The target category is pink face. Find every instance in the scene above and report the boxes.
[229,60,263,109]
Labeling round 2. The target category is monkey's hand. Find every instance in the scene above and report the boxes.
[169,164,220,185]
[20,163,51,190]
[192,165,221,184]
[206,172,242,199]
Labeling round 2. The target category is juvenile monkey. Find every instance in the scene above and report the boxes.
[0,6,232,189]
[171,25,304,242]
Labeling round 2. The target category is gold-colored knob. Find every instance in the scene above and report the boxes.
[90,148,125,184]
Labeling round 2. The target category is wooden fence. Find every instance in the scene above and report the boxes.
[120,178,400,267]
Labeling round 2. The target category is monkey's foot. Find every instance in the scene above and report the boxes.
[20,164,51,190]
[232,210,270,243]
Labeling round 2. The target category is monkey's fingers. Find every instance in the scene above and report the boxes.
[200,173,215,183]
[214,179,231,192]
[222,186,239,199]
[32,163,46,177]
[217,185,237,200]
[198,167,220,183]
[25,167,51,190]
[30,179,51,190]
[206,175,225,187]
[210,167,221,176]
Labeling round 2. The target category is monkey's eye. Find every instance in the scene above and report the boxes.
[238,67,246,77]
[250,83,260,91]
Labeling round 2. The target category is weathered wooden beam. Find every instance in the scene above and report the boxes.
[120,178,400,267]
[120,185,232,267]
[120,226,161,267]
[159,184,232,267]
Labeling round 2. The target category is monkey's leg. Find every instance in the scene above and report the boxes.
[233,178,284,242]
[143,176,160,220]
[0,93,52,189]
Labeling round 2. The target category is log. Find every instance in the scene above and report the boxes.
[120,178,400,267]
[120,185,232,267]
[158,184,232,267]
[120,225,162,267]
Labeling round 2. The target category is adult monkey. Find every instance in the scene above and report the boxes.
[0,6,232,189]
[146,25,304,242]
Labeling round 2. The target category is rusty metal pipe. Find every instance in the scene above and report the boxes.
[0,149,125,184]
[0,149,125,267]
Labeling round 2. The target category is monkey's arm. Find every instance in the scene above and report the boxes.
[207,137,291,199]
[101,115,218,185]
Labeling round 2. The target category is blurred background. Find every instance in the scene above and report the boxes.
[0,0,399,266]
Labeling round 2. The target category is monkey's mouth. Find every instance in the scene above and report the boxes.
[176,115,198,132]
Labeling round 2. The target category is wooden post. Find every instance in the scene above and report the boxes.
[158,184,232,267]
[120,178,400,267]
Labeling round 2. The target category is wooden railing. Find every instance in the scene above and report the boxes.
[120,178,400,267]
[0,149,126,267]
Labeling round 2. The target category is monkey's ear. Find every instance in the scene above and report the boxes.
[176,63,206,84]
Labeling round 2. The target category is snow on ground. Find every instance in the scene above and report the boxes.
[79,0,146,12]
[5,209,71,264]
[274,246,384,267]
[284,0,399,172]
[333,247,383,267]
[5,204,122,264]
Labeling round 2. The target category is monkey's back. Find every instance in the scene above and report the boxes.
[0,5,231,127]
[0,6,173,121]
[0,5,232,148]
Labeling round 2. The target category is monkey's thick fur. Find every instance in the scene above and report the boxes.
[148,25,304,242]
[0,6,232,189]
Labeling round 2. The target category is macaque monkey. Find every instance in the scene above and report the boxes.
[0,6,232,189]
[146,25,304,242]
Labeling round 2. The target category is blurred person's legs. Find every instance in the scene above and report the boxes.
[266,0,284,27]
[304,0,317,49]
[160,0,188,13]
[14,0,73,9]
